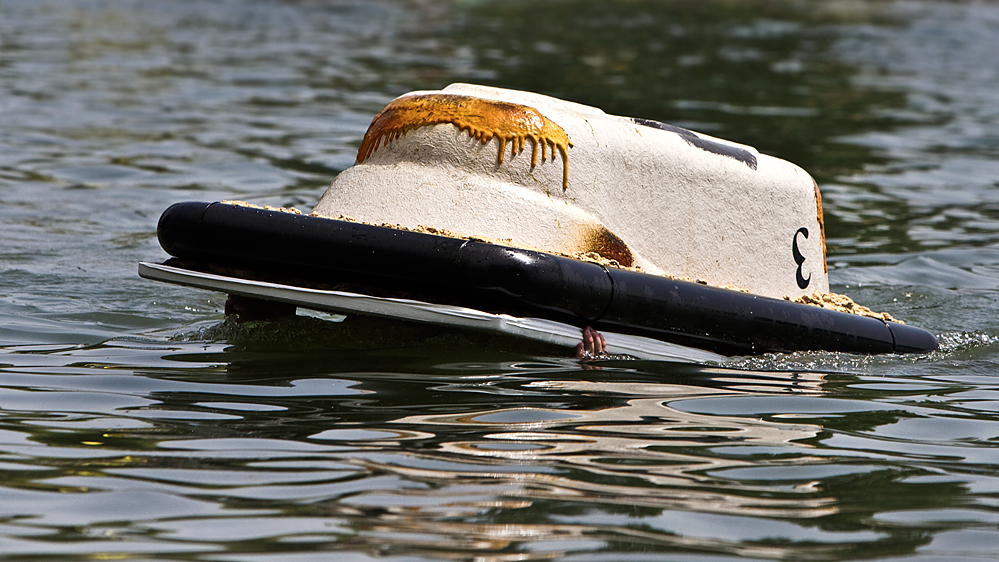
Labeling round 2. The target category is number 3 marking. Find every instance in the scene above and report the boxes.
[793,227,811,290]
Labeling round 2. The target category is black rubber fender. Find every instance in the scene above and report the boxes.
[156,201,938,356]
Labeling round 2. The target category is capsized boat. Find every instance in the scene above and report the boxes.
[140,84,937,360]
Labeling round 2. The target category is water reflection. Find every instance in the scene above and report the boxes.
[1,334,991,559]
[283,363,928,560]
[381,377,832,517]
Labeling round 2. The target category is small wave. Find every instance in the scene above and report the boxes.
[725,350,891,374]
[934,330,999,353]
[725,330,999,374]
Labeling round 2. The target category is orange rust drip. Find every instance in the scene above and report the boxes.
[356,93,574,190]
[813,179,827,274]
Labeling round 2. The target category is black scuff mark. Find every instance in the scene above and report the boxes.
[632,117,758,170]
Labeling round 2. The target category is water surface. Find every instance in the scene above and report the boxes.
[2,1,999,560]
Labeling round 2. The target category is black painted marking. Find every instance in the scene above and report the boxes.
[793,227,811,290]
[633,117,758,170]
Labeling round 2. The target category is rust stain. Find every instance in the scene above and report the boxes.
[579,224,635,268]
[813,179,827,274]
[356,93,574,190]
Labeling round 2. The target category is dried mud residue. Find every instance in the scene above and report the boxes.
[311,211,644,272]
[785,290,902,324]
[221,200,303,215]
[353,214,902,322]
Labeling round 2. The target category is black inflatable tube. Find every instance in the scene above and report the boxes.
[157,201,938,356]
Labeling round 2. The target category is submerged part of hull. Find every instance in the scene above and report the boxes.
[138,261,726,364]
[154,201,937,356]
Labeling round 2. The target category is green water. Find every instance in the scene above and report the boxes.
[2,1,999,560]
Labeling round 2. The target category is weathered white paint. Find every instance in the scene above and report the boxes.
[313,83,828,299]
